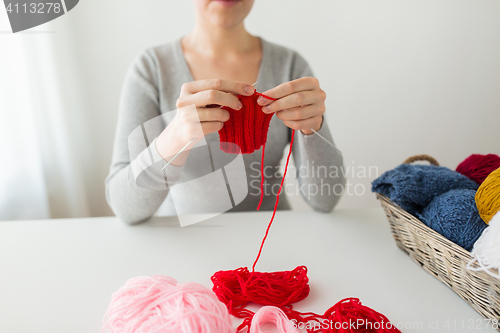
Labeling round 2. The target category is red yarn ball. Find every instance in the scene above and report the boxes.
[319,298,401,333]
[456,154,500,185]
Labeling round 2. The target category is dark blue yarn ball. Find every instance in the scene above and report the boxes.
[418,189,487,251]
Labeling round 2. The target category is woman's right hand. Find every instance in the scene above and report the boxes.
[155,79,255,166]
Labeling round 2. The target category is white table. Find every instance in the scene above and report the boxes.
[0,209,496,332]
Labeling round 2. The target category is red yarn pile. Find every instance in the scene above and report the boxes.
[219,91,276,154]
[211,267,402,333]
[318,298,401,333]
[211,266,311,331]
[456,154,500,185]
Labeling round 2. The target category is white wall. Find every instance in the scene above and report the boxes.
[49,0,500,216]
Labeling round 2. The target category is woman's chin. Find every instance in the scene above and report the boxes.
[212,0,242,8]
[204,0,251,29]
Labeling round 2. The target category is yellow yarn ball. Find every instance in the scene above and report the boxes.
[475,166,500,224]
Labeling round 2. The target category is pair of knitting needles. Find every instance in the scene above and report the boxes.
[161,82,340,171]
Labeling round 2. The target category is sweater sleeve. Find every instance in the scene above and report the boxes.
[290,52,346,212]
[105,51,183,224]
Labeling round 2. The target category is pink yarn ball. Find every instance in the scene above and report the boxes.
[250,306,300,333]
[102,276,234,333]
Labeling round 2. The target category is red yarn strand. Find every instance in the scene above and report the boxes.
[256,92,276,101]
[252,129,295,272]
[256,143,266,211]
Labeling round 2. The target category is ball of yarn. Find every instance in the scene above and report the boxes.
[475,166,500,224]
[456,154,500,185]
[250,306,300,333]
[467,211,500,279]
[321,298,401,333]
[102,276,233,333]
[419,189,487,251]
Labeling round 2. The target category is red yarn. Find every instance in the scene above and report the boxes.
[456,154,500,185]
[252,130,295,271]
[256,142,266,211]
[213,97,400,333]
[211,268,401,333]
[211,265,312,331]
[212,128,304,331]
[317,298,401,333]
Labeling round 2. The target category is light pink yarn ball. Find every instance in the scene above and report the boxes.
[250,306,301,333]
[103,276,234,333]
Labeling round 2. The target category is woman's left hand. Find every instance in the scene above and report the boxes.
[257,77,326,135]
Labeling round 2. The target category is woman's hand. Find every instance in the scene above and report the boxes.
[156,79,255,165]
[257,77,326,135]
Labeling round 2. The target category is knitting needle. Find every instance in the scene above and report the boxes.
[161,138,197,171]
[310,128,342,154]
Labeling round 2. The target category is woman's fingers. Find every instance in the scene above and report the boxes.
[177,107,228,137]
[197,107,230,122]
[275,104,325,121]
[250,77,326,135]
[262,90,324,114]
[283,115,323,132]
[181,78,255,96]
[201,121,224,135]
[178,89,243,110]
[257,77,319,106]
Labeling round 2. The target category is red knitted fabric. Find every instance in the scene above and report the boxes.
[219,91,275,154]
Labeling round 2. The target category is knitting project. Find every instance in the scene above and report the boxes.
[219,91,275,154]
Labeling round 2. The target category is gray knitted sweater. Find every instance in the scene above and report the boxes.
[105,37,345,224]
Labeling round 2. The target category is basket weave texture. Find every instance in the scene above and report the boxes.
[376,193,500,327]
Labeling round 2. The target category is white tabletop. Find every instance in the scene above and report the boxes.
[0,209,496,333]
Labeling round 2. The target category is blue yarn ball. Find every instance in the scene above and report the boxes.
[418,189,487,251]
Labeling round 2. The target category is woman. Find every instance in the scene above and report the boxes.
[105,0,345,224]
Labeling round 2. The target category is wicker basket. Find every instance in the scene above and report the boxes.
[375,155,500,328]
